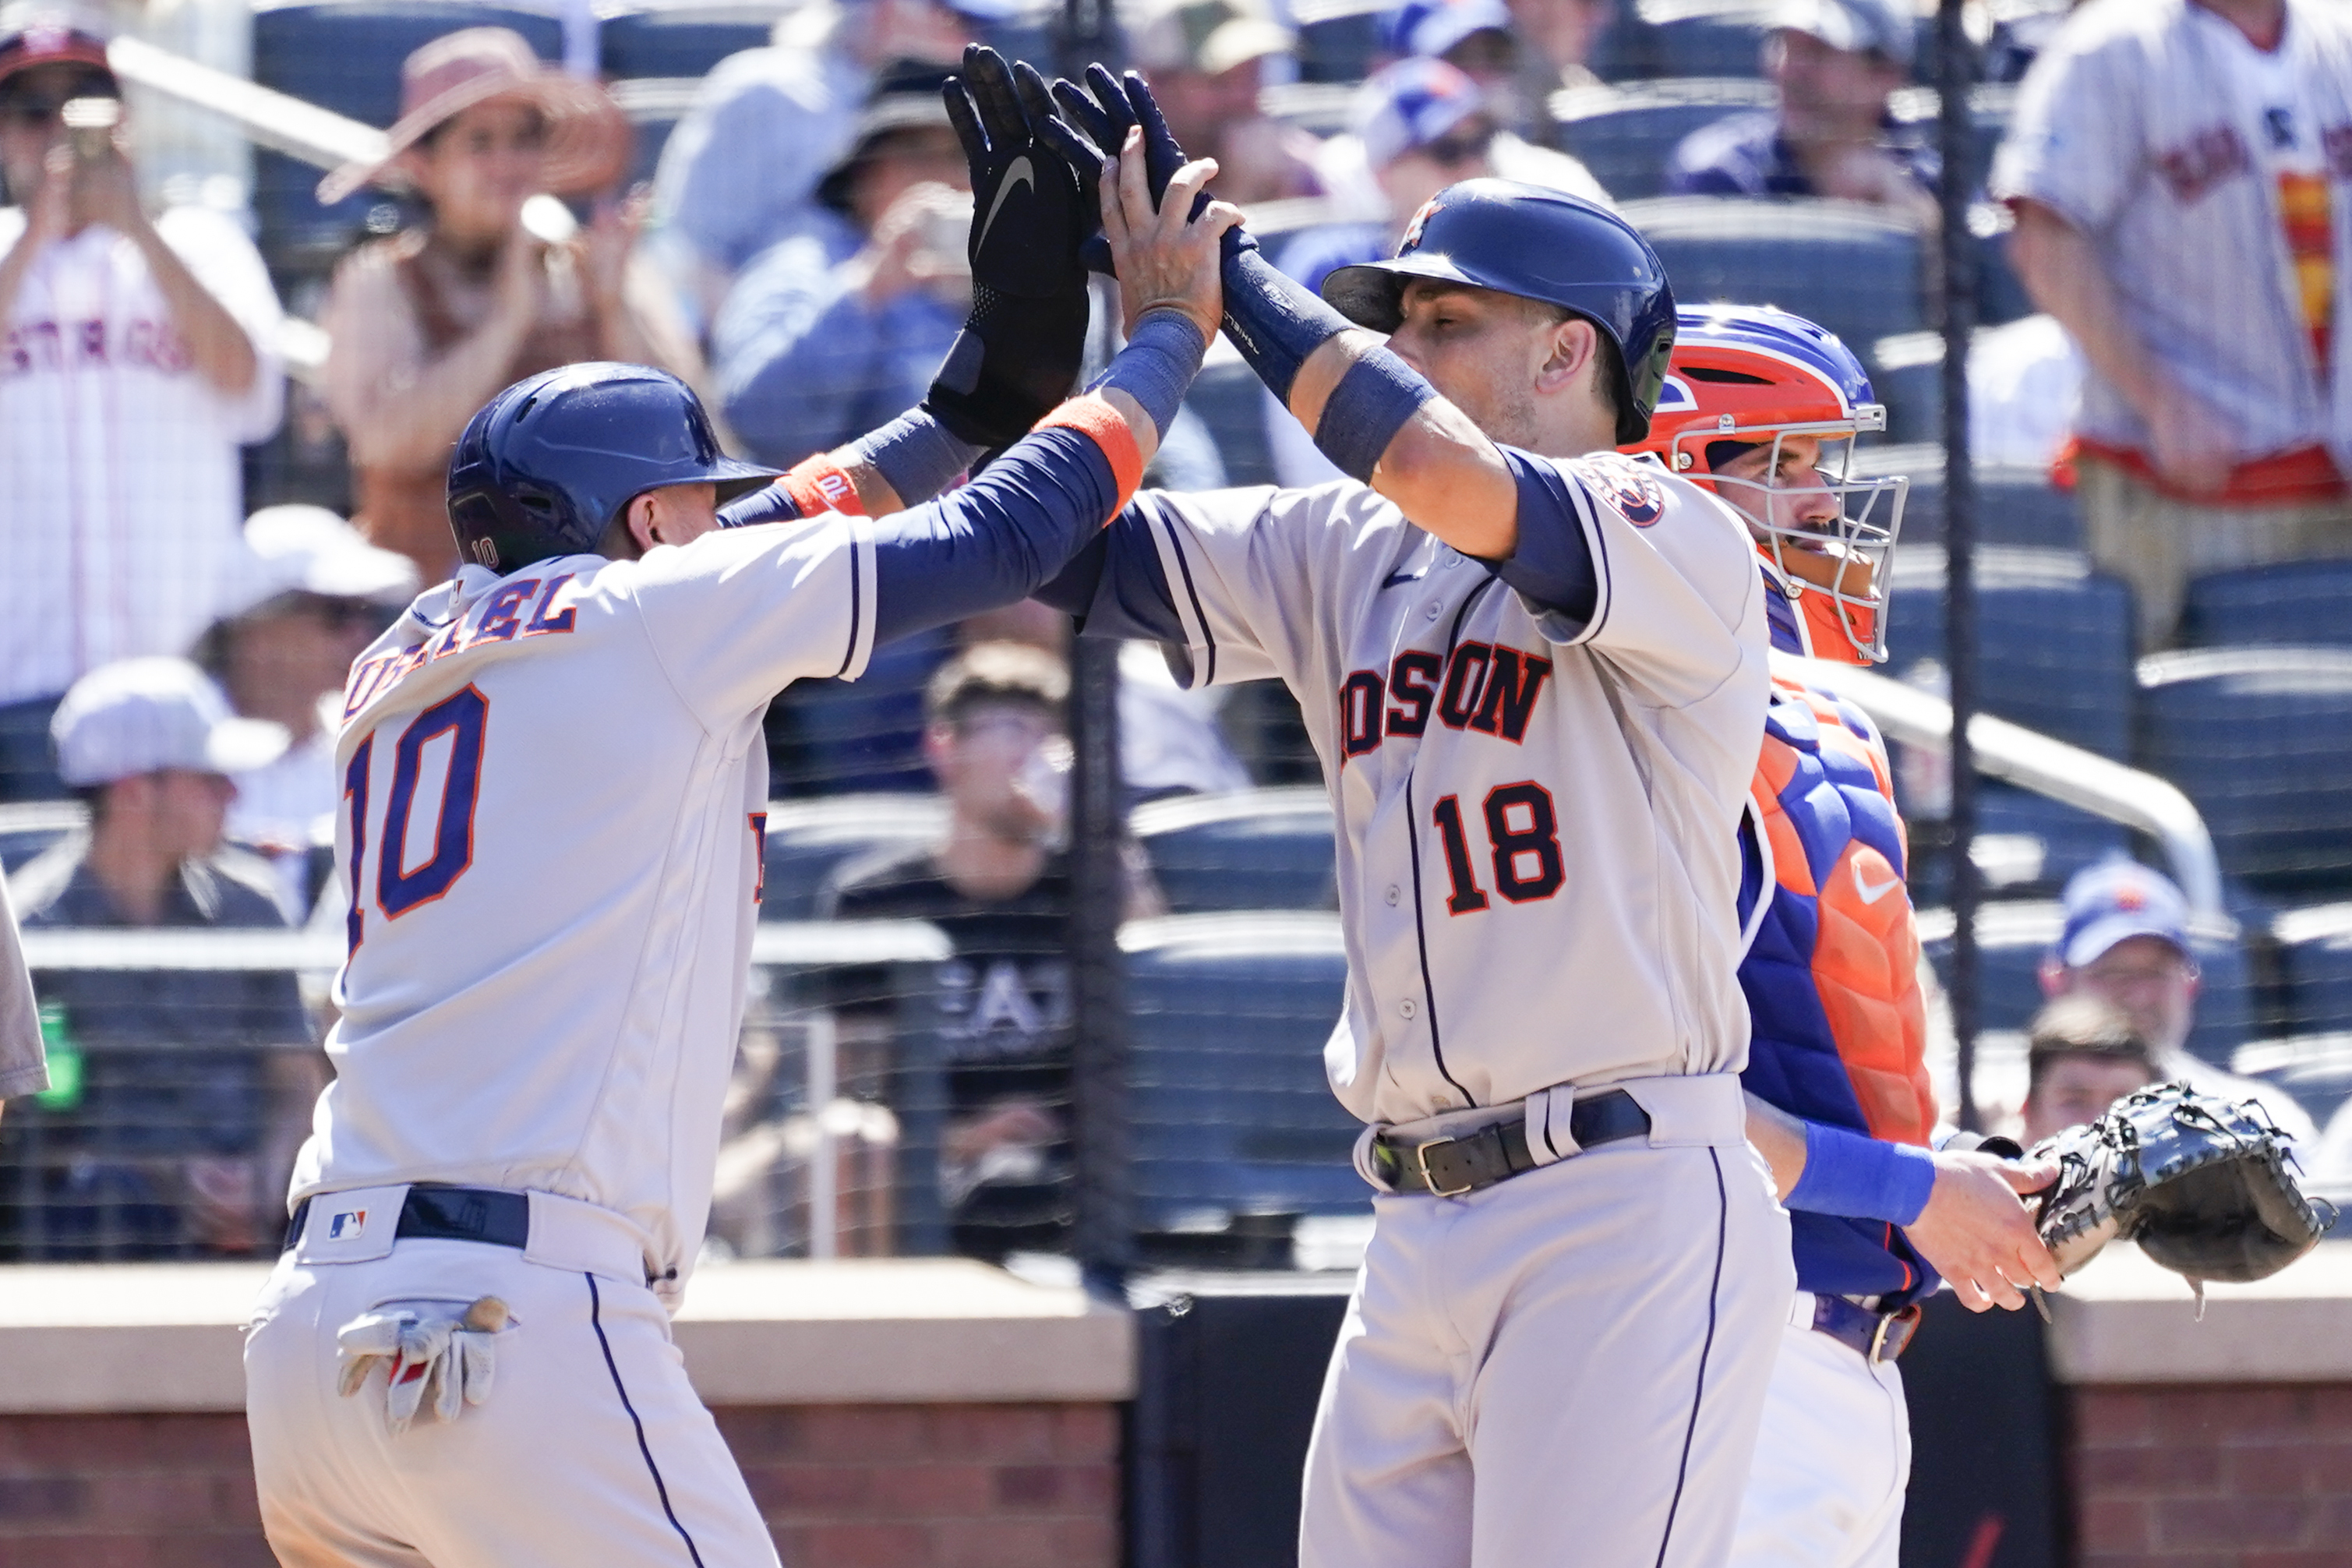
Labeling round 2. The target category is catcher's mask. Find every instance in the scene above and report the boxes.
[1624,305,1906,665]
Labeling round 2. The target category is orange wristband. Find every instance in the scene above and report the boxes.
[780,457,866,517]
[1039,394,1145,518]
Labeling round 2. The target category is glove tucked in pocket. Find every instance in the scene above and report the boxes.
[336,1296,514,1436]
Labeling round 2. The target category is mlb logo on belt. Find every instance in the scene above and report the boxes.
[327,1209,369,1241]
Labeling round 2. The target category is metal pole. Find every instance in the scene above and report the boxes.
[1066,634,1135,1299]
[1937,0,1983,1129]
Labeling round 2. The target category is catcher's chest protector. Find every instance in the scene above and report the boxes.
[1742,677,1937,1147]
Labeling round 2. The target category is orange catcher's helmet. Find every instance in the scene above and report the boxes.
[1623,304,1908,664]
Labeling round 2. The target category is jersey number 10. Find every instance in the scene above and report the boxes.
[341,687,489,956]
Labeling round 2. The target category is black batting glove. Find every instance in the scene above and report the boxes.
[925,44,1093,450]
[1027,62,1252,275]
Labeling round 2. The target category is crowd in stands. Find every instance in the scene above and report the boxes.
[8,0,2352,1266]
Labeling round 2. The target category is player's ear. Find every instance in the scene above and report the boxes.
[1532,313,1597,397]
[627,492,664,553]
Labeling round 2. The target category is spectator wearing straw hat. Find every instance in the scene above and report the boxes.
[318,26,701,588]
[0,11,285,806]
[646,0,1017,334]
[191,507,418,918]
[1131,0,1326,207]
[712,62,973,471]
[5,658,320,1258]
[1665,0,1939,230]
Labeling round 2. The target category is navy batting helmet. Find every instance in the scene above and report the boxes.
[1320,180,1676,444]
[447,362,778,574]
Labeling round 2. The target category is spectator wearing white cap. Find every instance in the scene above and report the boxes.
[190,507,418,917]
[5,657,322,1258]
[647,0,1018,335]
[1130,0,1326,207]
[1371,0,1609,200]
[1665,0,1940,231]
[2038,857,2318,1143]
[0,11,286,804]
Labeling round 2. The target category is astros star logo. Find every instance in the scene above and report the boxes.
[1402,199,1442,250]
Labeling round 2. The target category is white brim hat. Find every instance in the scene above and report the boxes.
[51,658,291,787]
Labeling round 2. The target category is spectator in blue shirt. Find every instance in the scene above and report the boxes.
[1665,0,1938,231]
[711,62,971,470]
[643,0,1015,335]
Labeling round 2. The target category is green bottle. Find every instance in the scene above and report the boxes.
[34,1001,81,1111]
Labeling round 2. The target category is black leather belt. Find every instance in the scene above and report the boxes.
[1810,1294,1921,1365]
[1372,1089,1652,1196]
[284,1185,531,1253]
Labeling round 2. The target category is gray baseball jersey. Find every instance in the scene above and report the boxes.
[1075,451,1770,1125]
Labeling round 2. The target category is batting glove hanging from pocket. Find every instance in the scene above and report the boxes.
[336,1296,513,1436]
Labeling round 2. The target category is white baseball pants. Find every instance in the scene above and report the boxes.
[1728,1301,1912,1568]
[1299,1076,1795,1568]
[244,1188,777,1568]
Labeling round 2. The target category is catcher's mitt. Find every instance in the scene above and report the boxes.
[2029,1081,2336,1291]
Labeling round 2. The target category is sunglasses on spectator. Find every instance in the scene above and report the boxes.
[1419,125,1494,165]
[0,76,118,128]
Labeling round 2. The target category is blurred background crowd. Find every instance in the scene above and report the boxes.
[7,0,2352,1280]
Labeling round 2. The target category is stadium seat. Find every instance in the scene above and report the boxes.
[1881,546,2133,759]
[2137,648,2352,892]
[1549,78,1774,203]
[0,801,85,878]
[598,5,778,79]
[758,794,945,921]
[1622,197,1927,366]
[1923,897,2253,1065]
[1131,788,1336,914]
[2269,902,2352,1037]
[251,1,565,270]
[2180,560,2352,651]
[2229,1031,2352,1131]
[1641,0,1777,79]
[1903,783,2129,909]
[1124,913,1367,1234]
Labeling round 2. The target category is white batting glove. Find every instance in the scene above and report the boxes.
[335,1297,513,1436]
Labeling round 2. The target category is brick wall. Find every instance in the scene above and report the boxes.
[0,1404,1120,1568]
[2071,1384,2352,1567]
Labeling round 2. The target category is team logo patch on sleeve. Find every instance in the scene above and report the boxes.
[1591,456,1665,526]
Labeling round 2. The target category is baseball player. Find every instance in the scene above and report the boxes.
[242,55,1241,1566]
[1029,69,1792,1567]
[1624,304,2063,1566]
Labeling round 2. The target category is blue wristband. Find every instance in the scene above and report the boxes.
[1220,247,1350,403]
[1089,308,1206,443]
[1315,347,1437,483]
[1787,1121,1938,1226]
[847,410,984,507]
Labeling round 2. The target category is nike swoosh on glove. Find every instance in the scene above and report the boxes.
[925,44,1092,450]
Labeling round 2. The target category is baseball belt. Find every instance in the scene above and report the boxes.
[1803,1292,1921,1365]
[284,1185,531,1253]
[1372,1088,1652,1197]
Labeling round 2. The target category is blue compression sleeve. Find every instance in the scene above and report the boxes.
[719,482,801,529]
[870,427,1121,646]
[1089,310,1206,442]
[1315,349,1436,481]
[1490,449,1598,630]
[1219,247,1349,403]
[848,410,983,507]
[1787,1121,1939,1226]
[1033,500,1185,642]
